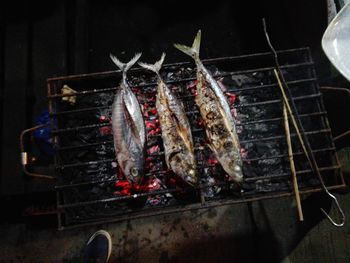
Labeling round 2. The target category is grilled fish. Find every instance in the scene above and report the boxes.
[110,53,146,184]
[174,31,243,183]
[139,53,197,185]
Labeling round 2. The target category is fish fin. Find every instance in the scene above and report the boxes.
[174,30,201,60]
[110,54,125,71]
[125,53,142,72]
[138,53,166,75]
[110,53,142,73]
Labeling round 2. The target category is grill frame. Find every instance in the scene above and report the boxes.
[47,47,345,230]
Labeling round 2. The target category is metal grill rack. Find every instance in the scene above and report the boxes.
[47,47,345,230]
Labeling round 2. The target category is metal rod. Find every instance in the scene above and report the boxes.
[52,122,108,134]
[47,47,310,83]
[235,93,321,109]
[334,130,350,142]
[228,78,316,94]
[246,147,336,162]
[59,188,188,208]
[283,104,304,221]
[57,158,115,170]
[58,183,345,230]
[320,86,350,97]
[320,86,350,143]
[60,145,335,166]
[313,82,345,187]
[57,164,341,209]
[55,178,117,190]
[240,129,331,144]
[48,71,315,100]
[55,129,332,170]
[19,124,56,180]
[51,96,323,135]
[51,105,110,117]
[55,164,340,191]
[142,93,321,111]
[49,78,318,118]
[241,111,326,126]
[56,140,113,151]
[244,165,341,182]
[54,111,328,152]
[54,146,337,187]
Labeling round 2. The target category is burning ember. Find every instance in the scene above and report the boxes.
[51,48,343,229]
[110,72,243,200]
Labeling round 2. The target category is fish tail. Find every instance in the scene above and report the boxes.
[138,53,166,75]
[110,52,142,73]
[174,30,201,61]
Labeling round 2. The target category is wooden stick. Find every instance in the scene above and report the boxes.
[273,70,313,168]
[283,104,304,221]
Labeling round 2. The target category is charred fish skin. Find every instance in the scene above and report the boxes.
[174,31,243,183]
[110,53,146,184]
[139,53,197,185]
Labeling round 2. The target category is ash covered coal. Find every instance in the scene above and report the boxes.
[54,50,339,225]
[58,65,287,206]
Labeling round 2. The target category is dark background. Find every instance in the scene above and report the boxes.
[0,0,348,205]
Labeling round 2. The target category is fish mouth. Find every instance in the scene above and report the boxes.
[233,174,244,183]
[184,169,197,186]
[227,168,244,183]
[230,165,243,183]
[185,176,197,185]
[187,169,198,183]
[227,174,243,184]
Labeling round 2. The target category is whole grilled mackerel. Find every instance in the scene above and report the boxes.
[174,31,243,183]
[139,53,197,185]
[110,53,146,184]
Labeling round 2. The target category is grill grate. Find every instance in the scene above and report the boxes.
[47,47,345,229]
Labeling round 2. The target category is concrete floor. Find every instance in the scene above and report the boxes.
[0,190,349,263]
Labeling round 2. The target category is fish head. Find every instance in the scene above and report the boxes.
[123,159,144,185]
[128,166,144,184]
[184,168,197,186]
[222,160,243,183]
[169,153,197,186]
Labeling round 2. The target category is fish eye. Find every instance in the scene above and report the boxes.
[233,165,241,173]
[131,167,138,177]
[188,169,196,177]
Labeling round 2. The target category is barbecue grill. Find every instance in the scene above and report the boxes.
[32,47,344,230]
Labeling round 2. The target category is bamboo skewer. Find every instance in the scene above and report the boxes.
[273,70,312,167]
[283,104,304,221]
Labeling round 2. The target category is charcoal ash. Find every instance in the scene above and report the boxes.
[59,65,283,206]
[51,49,342,226]
[254,179,291,193]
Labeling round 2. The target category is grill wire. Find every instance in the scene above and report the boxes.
[47,48,345,229]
